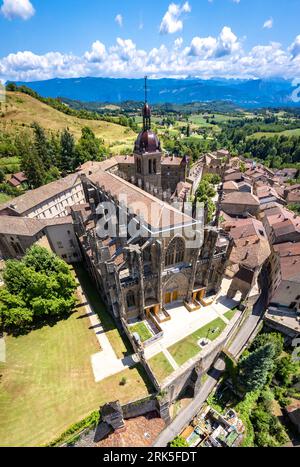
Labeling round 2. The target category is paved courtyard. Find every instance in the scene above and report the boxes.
[144,292,239,362]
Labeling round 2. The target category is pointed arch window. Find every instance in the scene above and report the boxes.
[127,290,136,308]
[165,237,185,267]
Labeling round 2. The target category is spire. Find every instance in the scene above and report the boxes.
[144,75,148,103]
[142,75,151,131]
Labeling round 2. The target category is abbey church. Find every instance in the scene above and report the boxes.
[71,83,232,325]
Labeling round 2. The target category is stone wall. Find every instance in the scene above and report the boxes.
[122,396,158,420]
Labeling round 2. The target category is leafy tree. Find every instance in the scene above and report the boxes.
[21,152,45,188]
[32,122,52,170]
[170,436,189,448]
[275,355,298,386]
[238,343,276,392]
[60,129,77,173]
[0,246,77,334]
[44,166,61,184]
[251,332,284,359]
[76,126,107,163]
[0,169,5,183]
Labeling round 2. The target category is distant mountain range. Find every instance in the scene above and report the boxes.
[13,77,299,108]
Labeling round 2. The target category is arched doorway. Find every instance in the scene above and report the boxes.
[163,273,189,305]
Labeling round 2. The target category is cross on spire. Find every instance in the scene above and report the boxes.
[142,75,151,131]
[144,75,148,103]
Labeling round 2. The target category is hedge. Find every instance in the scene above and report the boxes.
[45,410,100,447]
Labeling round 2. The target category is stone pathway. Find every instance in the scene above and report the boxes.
[76,280,138,383]
[162,348,179,371]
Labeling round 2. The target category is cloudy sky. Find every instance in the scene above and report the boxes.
[0,0,300,82]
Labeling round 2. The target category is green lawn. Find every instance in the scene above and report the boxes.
[130,322,153,342]
[74,265,132,359]
[168,318,227,366]
[224,309,238,321]
[0,304,152,447]
[148,352,174,383]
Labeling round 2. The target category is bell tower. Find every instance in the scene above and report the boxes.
[134,76,162,193]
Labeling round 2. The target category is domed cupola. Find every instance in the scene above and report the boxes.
[134,76,161,154]
[134,130,161,154]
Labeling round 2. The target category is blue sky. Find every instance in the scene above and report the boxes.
[0,0,300,81]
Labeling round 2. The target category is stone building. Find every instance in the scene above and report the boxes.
[0,173,85,219]
[71,99,231,324]
[0,215,82,263]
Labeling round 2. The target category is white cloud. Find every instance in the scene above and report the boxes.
[289,35,300,58]
[263,18,273,29]
[115,14,123,28]
[189,27,240,59]
[84,41,106,63]
[174,37,183,49]
[160,2,191,35]
[1,0,35,20]
[2,31,300,82]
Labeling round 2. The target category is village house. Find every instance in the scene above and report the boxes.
[220,192,260,218]
[262,205,300,245]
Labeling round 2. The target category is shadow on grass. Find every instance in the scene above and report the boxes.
[74,263,133,358]
[7,312,72,337]
[129,363,156,395]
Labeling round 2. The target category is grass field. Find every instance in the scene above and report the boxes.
[168,318,227,366]
[0,92,136,149]
[74,265,132,359]
[250,128,300,139]
[148,352,174,383]
[0,298,152,446]
[224,309,238,321]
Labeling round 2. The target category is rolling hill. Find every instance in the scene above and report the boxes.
[0,91,136,152]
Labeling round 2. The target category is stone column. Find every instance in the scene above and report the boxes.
[136,250,146,319]
[156,240,163,310]
[187,245,202,302]
[157,397,172,425]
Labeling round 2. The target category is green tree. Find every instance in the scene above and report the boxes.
[60,129,77,173]
[32,122,52,170]
[251,332,284,359]
[0,168,5,183]
[76,126,107,164]
[1,246,77,334]
[238,343,276,392]
[275,355,298,386]
[170,436,189,448]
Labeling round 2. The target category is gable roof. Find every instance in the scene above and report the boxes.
[87,170,198,233]
[0,174,81,215]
